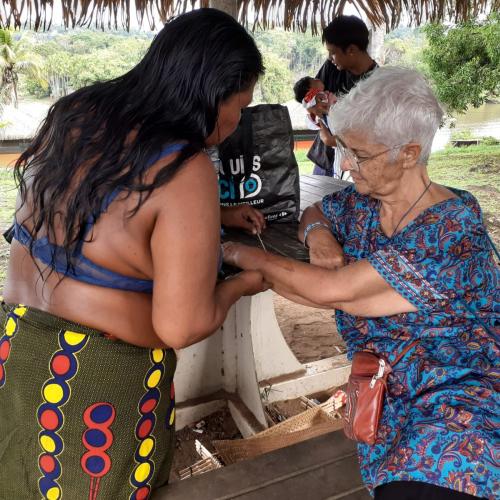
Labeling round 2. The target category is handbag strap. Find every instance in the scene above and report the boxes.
[485,232,500,264]
[390,340,419,367]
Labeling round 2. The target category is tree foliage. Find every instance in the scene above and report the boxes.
[0,29,46,106]
[423,15,500,113]
[253,29,325,103]
[258,51,294,103]
[15,27,329,105]
[10,21,500,112]
[383,28,427,72]
[20,30,151,98]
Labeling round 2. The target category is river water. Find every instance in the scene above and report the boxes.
[432,102,500,151]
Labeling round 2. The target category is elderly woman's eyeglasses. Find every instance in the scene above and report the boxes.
[336,137,405,172]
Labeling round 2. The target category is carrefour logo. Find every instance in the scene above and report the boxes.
[219,155,262,201]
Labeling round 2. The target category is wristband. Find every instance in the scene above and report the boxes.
[303,221,331,249]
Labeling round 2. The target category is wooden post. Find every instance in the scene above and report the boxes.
[208,0,238,19]
[367,22,385,65]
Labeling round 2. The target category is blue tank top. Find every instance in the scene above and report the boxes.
[13,143,190,294]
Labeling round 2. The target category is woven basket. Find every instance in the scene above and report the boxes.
[213,407,343,465]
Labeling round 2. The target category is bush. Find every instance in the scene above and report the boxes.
[20,77,50,98]
[450,129,475,141]
[481,136,500,146]
[423,15,500,114]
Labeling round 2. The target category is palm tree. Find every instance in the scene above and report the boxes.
[0,29,46,108]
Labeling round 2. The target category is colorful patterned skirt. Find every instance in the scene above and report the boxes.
[0,302,176,500]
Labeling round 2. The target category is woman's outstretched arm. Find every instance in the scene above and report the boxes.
[150,154,267,349]
[223,243,417,317]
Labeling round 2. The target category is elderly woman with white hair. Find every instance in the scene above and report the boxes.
[223,67,498,500]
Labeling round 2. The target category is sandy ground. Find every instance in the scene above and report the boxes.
[272,293,346,363]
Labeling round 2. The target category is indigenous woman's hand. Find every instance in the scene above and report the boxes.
[221,205,266,234]
[222,241,265,270]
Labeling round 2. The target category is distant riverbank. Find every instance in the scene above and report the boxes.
[432,102,500,152]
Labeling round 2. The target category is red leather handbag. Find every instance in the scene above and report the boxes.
[344,341,419,445]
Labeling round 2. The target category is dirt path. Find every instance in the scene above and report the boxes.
[272,293,345,363]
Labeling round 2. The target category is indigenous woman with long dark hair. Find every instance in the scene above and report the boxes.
[0,9,265,498]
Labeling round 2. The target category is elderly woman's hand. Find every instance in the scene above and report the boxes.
[222,241,266,270]
[306,230,345,269]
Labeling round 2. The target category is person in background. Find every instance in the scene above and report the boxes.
[0,9,267,498]
[293,76,335,131]
[307,15,377,177]
[224,67,499,500]
[294,75,342,177]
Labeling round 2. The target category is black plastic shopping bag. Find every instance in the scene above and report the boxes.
[218,104,300,222]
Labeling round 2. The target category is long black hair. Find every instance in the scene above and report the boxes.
[14,8,264,271]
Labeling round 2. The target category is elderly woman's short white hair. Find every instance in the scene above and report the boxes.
[330,67,443,164]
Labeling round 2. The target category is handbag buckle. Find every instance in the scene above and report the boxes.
[369,359,386,389]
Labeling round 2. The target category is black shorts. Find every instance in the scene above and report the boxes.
[374,481,484,500]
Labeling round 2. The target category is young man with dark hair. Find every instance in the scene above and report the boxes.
[308,15,377,176]
[321,14,370,49]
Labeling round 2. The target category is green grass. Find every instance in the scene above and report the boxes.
[0,168,17,285]
[427,145,500,212]
[1,144,499,287]
[295,144,500,181]
[427,145,500,247]
[295,144,500,246]
[295,149,315,175]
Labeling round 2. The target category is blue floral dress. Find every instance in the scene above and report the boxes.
[322,185,499,498]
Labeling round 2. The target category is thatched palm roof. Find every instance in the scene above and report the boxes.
[0,0,497,32]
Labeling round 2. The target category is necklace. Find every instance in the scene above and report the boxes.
[389,181,433,239]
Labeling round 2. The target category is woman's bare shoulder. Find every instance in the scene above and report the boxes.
[147,149,219,224]
[147,148,216,196]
